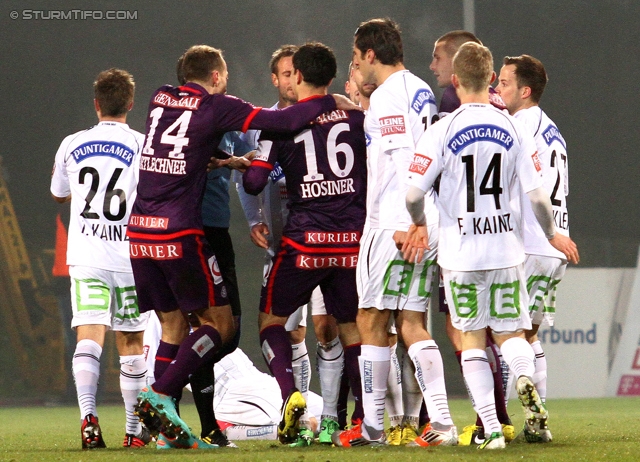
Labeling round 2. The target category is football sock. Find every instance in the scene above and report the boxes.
[461,349,501,434]
[501,337,535,379]
[317,336,343,420]
[408,340,453,426]
[190,363,219,437]
[154,341,179,382]
[386,341,403,427]
[223,424,278,440]
[260,324,294,401]
[73,339,102,420]
[359,345,390,437]
[153,325,222,398]
[337,370,350,428]
[119,354,146,436]
[401,343,422,428]
[531,340,548,402]
[487,340,511,424]
[344,343,364,424]
[292,340,311,401]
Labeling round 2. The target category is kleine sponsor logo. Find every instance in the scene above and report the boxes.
[408,154,432,175]
[532,151,542,172]
[380,115,405,136]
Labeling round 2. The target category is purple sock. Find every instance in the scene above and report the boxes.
[344,343,363,424]
[337,371,350,429]
[488,340,511,425]
[155,341,180,381]
[260,324,294,401]
[153,325,222,398]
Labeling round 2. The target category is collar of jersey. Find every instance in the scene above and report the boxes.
[178,83,205,95]
[297,94,325,103]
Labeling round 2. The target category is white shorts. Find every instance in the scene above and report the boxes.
[69,265,149,331]
[524,255,566,327]
[357,227,438,312]
[284,286,327,331]
[442,264,532,333]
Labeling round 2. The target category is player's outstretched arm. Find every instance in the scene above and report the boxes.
[527,186,579,264]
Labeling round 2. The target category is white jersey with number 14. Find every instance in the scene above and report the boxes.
[408,103,542,271]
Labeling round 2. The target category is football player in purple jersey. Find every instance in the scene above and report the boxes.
[243,42,367,446]
[129,44,359,449]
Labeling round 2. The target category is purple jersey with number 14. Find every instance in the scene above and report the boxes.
[128,82,337,239]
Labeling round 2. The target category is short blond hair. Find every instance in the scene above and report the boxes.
[452,42,493,93]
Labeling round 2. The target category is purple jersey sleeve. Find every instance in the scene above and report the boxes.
[246,95,337,133]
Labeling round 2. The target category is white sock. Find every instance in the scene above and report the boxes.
[224,424,278,440]
[73,339,102,420]
[501,337,535,379]
[359,345,389,437]
[317,336,343,420]
[531,340,547,402]
[386,342,403,427]
[461,349,501,434]
[120,354,147,435]
[408,340,453,426]
[291,340,311,400]
[401,343,421,428]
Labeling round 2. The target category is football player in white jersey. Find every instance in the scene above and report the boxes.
[333,18,456,448]
[50,69,150,449]
[496,55,570,442]
[404,43,579,449]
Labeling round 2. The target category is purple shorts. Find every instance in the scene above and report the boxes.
[130,233,229,314]
[259,237,358,324]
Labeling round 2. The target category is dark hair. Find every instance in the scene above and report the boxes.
[503,55,548,103]
[93,68,134,117]
[354,18,403,65]
[270,45,298,75]
[436,30,482,57]
[292,42,337,88]
[182,45,224,82]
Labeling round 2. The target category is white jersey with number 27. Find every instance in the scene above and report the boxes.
[50,121,143,272]
[516,106,569,259]
[408,103,542,271]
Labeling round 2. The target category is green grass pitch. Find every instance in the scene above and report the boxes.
[1,397,639,461]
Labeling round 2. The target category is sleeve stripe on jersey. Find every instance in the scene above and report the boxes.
[127,229,204,240]
[250,160,273,170]
[282,236,360,254]
[242,107,263,133]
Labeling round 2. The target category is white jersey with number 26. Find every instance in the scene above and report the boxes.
[408,103,542,271]
[50,121,143,272]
